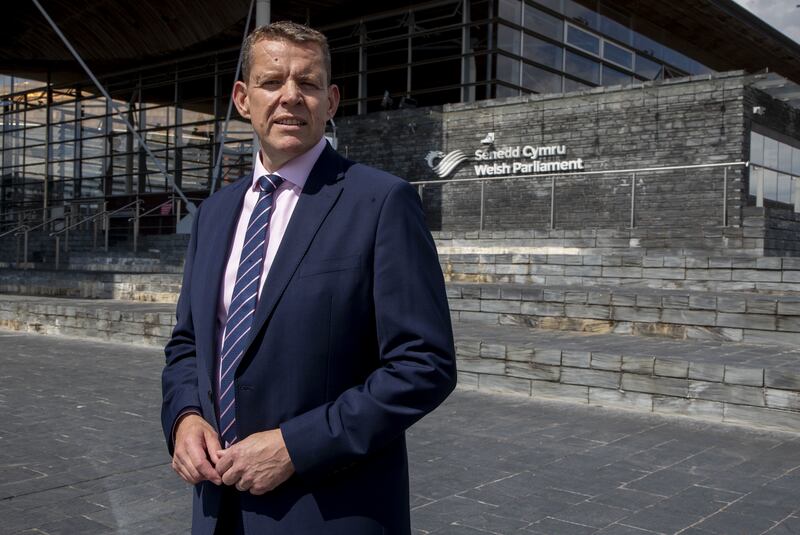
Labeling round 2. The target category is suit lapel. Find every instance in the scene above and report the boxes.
[241,144,346,358]
[196,176,251,383]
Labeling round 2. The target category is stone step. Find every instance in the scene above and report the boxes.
[2,294,799,433]
[0,269,181,302]
[453,322,800,434]
[441,253,800,294]
[448,282,800,346]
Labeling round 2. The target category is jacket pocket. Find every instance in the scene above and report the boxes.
[298,254,361,278]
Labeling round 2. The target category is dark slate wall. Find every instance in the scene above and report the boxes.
[335,73,774,234]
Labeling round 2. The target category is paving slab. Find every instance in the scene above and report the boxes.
[1,330,800,535]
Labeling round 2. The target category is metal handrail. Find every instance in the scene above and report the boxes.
[50,199,141,237]
[19,213,68,235]
[0,223,29,240]
[128,199,171,221]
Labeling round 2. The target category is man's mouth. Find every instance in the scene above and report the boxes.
[274,118,307,126]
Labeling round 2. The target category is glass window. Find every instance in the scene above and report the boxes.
[599,13,631,45]
[563,0,597,29]
[750,132,764,165]
[633,31,662,60]
[764,137,778,168]
[524,4,563,41]
[602,65,632,87]
[499,0,521,24]
[635,54,662,80]
[793,146,800,176]
[523,63,562,94]
[749,166,761,197]
[498,24,521,55]
[496,84,520,98]
[564,51,599,84]
[533,0,562,13]
[779,142,792,172]
[497,54,521,86]
[603,42,633,69]
[566,25,600,55]
[663,47,694,74]
[564,77,590,92]
[523,34,563,70]
[778,174,792,204]
[764,169,778,201]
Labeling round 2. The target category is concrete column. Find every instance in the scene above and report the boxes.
[256,0,270,26]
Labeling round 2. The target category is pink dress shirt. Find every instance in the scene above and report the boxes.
[216,136,327,347]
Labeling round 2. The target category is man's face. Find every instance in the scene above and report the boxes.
[233,38,340,170]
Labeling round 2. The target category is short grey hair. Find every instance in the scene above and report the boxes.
[241,21,332,85]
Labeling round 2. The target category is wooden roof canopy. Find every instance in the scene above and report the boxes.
[3,0,800,86]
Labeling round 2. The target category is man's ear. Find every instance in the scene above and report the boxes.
[232,80,250,119]
[327,84,340,120]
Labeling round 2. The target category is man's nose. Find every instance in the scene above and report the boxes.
[281,81,302,105]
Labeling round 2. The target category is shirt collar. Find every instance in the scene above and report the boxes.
[251,137,327,191]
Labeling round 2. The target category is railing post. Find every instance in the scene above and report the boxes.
[23,230,29,268]
[133,202,140,253]
[479,180,485,232]
[55,236,60,269]
[630,173,636,229]
[93,217,98,249]
[550,175,556,229]
[723,167,728,226]
[756,165,764,208]
[104,213,110,252]
[175,199,182,230]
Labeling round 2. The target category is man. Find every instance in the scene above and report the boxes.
[161,21,456,534]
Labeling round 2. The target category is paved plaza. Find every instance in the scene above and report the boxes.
[2,330,800,534]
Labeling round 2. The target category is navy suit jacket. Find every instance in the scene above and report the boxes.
[161,143,457,534]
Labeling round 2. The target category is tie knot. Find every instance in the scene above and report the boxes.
[257,174,284,195]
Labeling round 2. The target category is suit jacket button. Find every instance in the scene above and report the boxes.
[207,390,213,401]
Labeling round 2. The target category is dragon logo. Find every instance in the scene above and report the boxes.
[425,150,469,178]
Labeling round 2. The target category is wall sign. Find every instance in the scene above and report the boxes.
[425,137,585,179]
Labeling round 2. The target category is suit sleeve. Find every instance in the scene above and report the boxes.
[279,179,457,479]
[161,204,204,456]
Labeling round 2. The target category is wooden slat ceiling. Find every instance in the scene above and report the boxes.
[3,0,800,85]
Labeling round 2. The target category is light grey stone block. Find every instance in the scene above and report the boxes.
[589,388,653,411]
[685,269,731,281]
[479,374,531,396]
[688,362,725,382]
[622,374,689,397]
[457,358,506,375]
[724,405,800,432]
[481,300,522,314]
[480,343,506,359]
[635,295,662,308]
[688,295,717,310]
[654,358,690,378]
[507,362,560,382]
[458,311,499,324]
[532,349,562,366]
[733,270,782,283]
[765,388,800,411]
[450,298,482,312]
[653,397,724,421]
[591,352,622,371]
[506,345,535,362]
[724,366,763,387]
[622,355,655,374]
[746,298,777,315]
[743,330,800,346]
[532,380,589,403]
[661,309,716,327]
[716,313,775,331]
[777,301,800,315]
[662,295,690,308]
[565,304,611,320]
[610,294,637,307]
[562,368,621,389]
[521,302,565,317]
[689,382,765,407]
[643,268,685,280]
[612,307,661,323]
[456,340,481,358]
[777,316,800,332]
[765,370,800,390]
[562,350,591,368]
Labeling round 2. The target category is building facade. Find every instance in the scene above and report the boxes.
[2,0,800,254]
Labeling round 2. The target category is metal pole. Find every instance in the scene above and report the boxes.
[549,175,555,229]
[723,167,728,227]
[176,198,182,230]
[23,230,28,267]
[104,213,109,252]
[133,203,139,253]
[630,173,636,229]
[210,0,257,194]
[479,180,485,231]
[30,0,197,214]
[55,236,60,269]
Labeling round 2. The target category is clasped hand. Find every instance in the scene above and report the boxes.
[171,414,295,495]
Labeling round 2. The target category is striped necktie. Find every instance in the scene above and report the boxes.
[217,173,284,446]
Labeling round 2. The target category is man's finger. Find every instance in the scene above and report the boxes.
[173,454,199,485]
[221,464,241,486]
[203,430,222,466]
[187,443,222,484]
[215,449,234,477]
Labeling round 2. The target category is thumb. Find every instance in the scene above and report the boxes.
[204,429,223,465]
